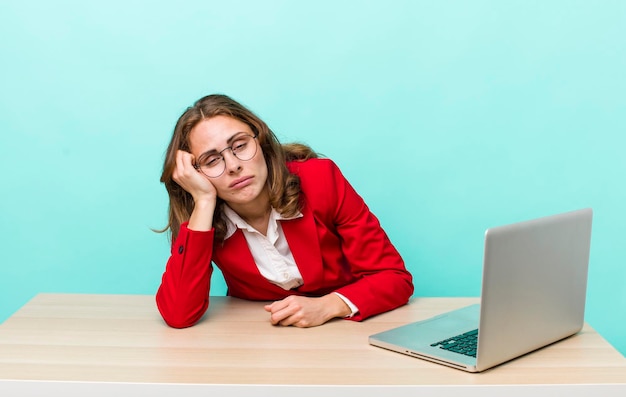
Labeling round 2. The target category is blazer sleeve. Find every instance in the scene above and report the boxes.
[155,223,214,328]
[298,159,414,321]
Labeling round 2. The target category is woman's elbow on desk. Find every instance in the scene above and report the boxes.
[156,290,209,329]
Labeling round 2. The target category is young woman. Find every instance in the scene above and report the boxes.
[156,94,413,328]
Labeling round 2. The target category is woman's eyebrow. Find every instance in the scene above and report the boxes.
[198,149,218,159]
[226,131,249,144]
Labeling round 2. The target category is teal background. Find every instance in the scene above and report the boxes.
[1,1,624,356]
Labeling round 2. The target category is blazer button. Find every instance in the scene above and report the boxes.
[178,245,184,254]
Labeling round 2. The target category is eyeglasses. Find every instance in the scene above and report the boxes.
[193,132,259,178]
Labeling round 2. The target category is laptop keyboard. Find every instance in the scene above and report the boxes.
[430,329,478,358]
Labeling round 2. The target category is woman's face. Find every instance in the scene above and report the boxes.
[188,115,269,209]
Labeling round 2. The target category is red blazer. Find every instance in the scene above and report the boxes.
[156,158,414,328]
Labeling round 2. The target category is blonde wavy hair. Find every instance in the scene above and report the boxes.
[159,94,317,241]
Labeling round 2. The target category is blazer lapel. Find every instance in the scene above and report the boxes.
[281,203,325,291]
[216,230,263,280]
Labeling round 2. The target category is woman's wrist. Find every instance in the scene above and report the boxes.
[187,198,216,231]
[324,293,351,320]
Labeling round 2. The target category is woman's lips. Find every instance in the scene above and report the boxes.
[229,176,254,189]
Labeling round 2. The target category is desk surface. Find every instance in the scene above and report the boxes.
[1,294,625,388]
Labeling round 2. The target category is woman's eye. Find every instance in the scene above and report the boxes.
[232,141,247,153]
[204,156,221,167]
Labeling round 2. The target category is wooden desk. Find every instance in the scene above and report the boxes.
[1,294,625,396]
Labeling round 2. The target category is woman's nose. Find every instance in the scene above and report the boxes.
[223,149,243,173]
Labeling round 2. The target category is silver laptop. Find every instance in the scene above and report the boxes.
[369,208,593,372]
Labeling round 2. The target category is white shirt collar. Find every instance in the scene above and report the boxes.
[222,205,302,240]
